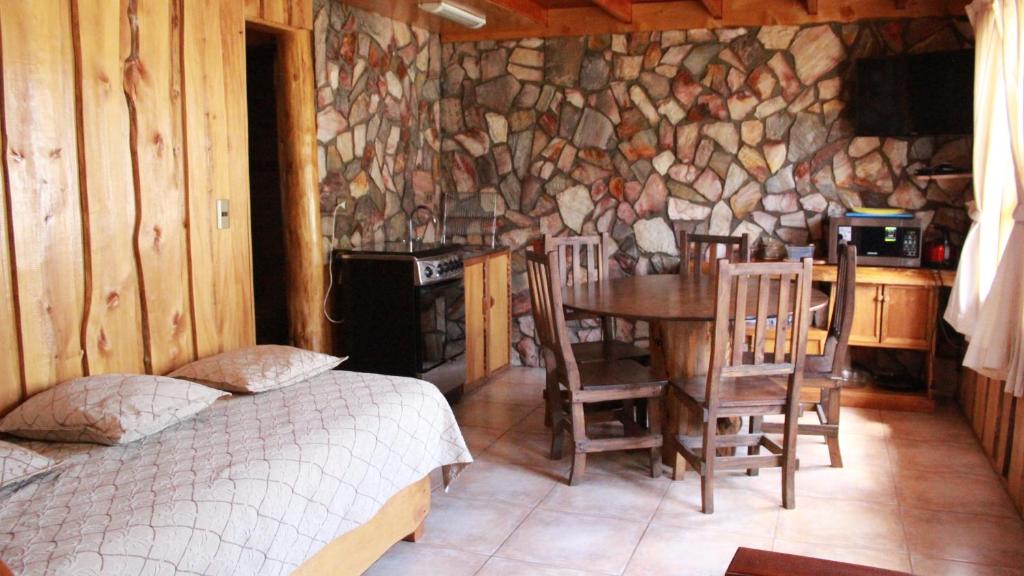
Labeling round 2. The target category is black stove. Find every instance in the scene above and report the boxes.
[337,243,464,286]
[333,243,466,395]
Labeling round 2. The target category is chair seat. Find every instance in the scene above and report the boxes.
[572,340,650,364]
[579,359,666,390]
[671,375,788,409]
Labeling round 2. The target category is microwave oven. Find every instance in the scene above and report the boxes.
[828,216,923,268]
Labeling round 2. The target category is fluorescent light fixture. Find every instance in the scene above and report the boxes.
[419,1,487,29]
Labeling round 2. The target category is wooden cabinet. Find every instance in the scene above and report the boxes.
[813,265,954,410]
[465,249,510,390]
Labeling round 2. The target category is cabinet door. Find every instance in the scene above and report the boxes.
[880,285,935,350]
[464,260,487,384]
[485,252,510,373]
[849,284,882,345]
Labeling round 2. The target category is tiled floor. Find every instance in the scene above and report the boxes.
[367,368,1024,576]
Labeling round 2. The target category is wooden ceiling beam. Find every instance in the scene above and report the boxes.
[485,0,547,25]
[806,0,819,14]
[895,0,909,8]
[700,0,723,19]
[590,0,633,22]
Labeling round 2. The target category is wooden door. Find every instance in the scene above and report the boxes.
[849,284,883,346]
[879,285,935,350]
[464,260,486,384]
[485,252,510,373]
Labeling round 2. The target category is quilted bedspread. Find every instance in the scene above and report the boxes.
[0,370,473,575]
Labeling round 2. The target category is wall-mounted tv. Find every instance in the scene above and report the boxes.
[855,50,974,137]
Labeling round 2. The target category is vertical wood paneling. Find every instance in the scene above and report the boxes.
[0,0,86,394]
[263,0,288,25]
[183,0,255,358]
[245,0,262,21]
[126,0,196,374]
[72,0,146,375]
[277,30,325,352]
[0,108,24,412]
[959,370,1024,518]
[289,0,313,29]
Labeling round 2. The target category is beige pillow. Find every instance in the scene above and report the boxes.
[169,345,345,393]
[0,440,59,489]
[0,374,228,445]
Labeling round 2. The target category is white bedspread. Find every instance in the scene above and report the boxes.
[0,370,473,575]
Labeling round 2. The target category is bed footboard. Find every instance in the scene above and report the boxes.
[292,474,432,576]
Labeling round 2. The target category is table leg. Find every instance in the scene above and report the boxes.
[651,320,743,480]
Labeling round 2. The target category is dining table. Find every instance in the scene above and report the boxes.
[561,272,830,477]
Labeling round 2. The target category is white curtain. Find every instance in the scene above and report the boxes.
[947,0,1024,395]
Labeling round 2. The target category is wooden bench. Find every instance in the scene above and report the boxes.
[727,547,911,576]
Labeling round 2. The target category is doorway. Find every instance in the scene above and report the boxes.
[246,29,289,345]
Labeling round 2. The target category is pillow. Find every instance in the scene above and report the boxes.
[169,345,345,394]
[0,440,60,489]
[0,374,228,445]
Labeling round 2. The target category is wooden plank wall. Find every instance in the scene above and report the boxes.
[0,0,313,414]
[958,369,1024,518]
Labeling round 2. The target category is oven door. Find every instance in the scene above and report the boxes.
[416,277,465,375]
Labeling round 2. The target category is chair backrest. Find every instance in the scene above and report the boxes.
[531,234,609,287]
[705,258,814,410]
[679,231,750,279]
[526,250,581,389]
[808,243,857,376]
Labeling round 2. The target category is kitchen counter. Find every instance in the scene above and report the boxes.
[460,245,510,266]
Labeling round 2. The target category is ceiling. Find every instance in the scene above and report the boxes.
[345,0,969,42]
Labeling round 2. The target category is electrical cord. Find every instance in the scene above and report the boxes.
[323,202,345,324]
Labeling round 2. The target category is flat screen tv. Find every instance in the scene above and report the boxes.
[855,50,974,136]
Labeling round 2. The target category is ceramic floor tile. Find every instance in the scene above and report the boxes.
[540,470,671,523]
[771,539,913,572]
[888,438,995,475]
[902,508,1024,569]
[459,425,506,454]
[364,542,488,576]
[910,556,1024,576]
[794,432,891,469]
[454,398,536,431]
[445,457,559,507]
[468,372,547,406]
[775,496,907,551]
[476,556,603,576]
[496,508,647,575]
[624,523,773,576]
[793,462,898,504]
[419,493,532,555]
[481,430,572,475]
[895,469,1017,517]
[878,409,978,444]
[838,407,891,438]
[653,482,780,537]
[509,404,551,434]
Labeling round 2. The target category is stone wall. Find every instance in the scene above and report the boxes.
[439,19,975,366]
[314,1,443,250]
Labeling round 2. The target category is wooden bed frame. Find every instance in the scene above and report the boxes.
[292,475,431,575]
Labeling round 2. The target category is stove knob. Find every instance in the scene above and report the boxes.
[424,265,434,278]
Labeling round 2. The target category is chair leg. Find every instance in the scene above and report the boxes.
[569,402,588,486]
[547,377,565,460]
[648,395,662,479]
[543,371,554,428]
[781,406,799,510]
[824,388,843,468]
[747,415,763,477]
[671,390,687,481]
[701,415,716,514]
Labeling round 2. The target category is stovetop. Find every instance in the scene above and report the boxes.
[338,242,462,259]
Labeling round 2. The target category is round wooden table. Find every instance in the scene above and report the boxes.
[562,274,829,475]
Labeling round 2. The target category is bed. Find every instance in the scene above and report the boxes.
[0,370,472,575]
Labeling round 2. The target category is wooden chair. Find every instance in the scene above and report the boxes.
[762,244,856,467]
[678,231,750,279]
[670,258,814,513]
[526,250,666,485]
[531,234,648,365]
